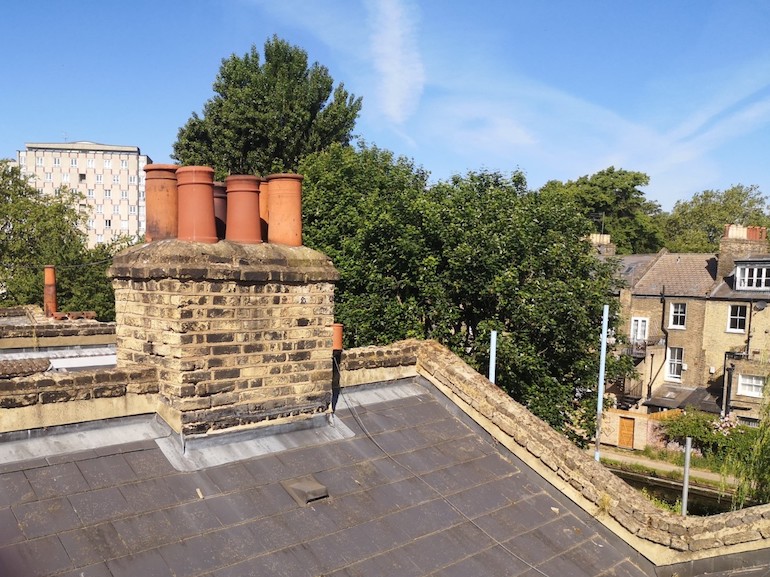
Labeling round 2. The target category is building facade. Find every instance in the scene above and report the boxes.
[618,224,770,425]
[16,142,150,247]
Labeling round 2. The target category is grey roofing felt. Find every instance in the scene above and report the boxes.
[0,377,659,577]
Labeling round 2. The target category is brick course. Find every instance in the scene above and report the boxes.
[109,239,339,436]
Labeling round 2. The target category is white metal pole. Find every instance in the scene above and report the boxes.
[489,330,497,384]
[594,304,610,462]
[682,436,692,516]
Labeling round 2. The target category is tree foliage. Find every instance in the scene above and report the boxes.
[173,36,362,180]
[661,185,770,253]
[541,167,664,254]
[0,160,121,321]
[301,144,630,443]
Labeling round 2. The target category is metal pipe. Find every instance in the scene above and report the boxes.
[489,330,497,384]
[594,304,609,462]
[682,436,692,516]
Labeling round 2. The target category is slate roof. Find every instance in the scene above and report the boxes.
[631,253,717,297]
[0,377,655,577]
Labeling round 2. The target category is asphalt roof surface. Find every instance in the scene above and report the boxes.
[0,377,655,577]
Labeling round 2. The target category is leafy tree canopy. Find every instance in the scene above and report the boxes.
[0,160,124,321]
[662,184,770,253]
[301,145,630,443]
[541,167,664,254]
[173,35,362,180]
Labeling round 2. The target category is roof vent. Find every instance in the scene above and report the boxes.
[281,475,329,506]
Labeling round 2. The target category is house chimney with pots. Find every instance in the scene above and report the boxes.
[109,169,339,439]
[717,224,770,281]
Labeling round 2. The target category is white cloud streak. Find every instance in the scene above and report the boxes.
[366,0,425,125]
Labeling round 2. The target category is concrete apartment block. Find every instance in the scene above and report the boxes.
[15,141,150,247]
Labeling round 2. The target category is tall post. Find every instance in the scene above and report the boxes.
[489,330,497,384]
[594,304,610,461]
[682,436,692,516]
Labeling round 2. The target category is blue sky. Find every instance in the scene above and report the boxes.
[3,0,770,211]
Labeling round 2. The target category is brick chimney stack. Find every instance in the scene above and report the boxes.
[717,224,770,281]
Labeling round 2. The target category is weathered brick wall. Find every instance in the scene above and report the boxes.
[109,239,339,437]
[340,339,770,571]
[0,365,158,432]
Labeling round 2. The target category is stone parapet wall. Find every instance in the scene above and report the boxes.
[109,239,339,437]
[0,365,158,433]
[339,339,770,572]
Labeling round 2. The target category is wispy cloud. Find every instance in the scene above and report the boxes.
[366,0,425,125]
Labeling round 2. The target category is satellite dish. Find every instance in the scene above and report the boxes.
[756,301,767,311]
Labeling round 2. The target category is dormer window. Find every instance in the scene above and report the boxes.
[736,264,770,290]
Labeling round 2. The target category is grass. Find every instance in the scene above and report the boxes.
[599,457,731,491]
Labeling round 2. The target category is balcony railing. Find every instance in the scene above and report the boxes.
[624,337,663,358]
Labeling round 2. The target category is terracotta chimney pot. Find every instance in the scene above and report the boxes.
[332,323,344,351]
[176,166,218,243]
[258,177,269,242]
[43,265,57,317]
[266,173,303,246]
[225,175,262,244]
[213,181,227,240]
[143,164,179,242]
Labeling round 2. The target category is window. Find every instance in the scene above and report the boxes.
[105,219,111,228]
[96,205,103,214]
[45,172,52,181]
[139,190,145,200]
[736,265,770,290]
[129,205,137,214]
[61,173,70,183]
[669,303,686,329]
[19,155,25,165]
[36,156,43,166]
[121,220,129,230]
[129,175,137,185]
[104,159,111,169]
[53,157,60,166]
[96,174,103,184]
[87,219,95,229]
[121,189,128,199]
[113,205,120,215]
[629,317,649,356]
[104,189,111,198]
[70,158,78,167]
[121,159,128,169]
[728,304,748,332]
[738,374,765,398]
[666,347,683,381]
[113,175,120,184]
[87,158,94,168]
[79,173,86,183]
[96,234,104,243]
[140,175,145,185]
[87,189,94,198]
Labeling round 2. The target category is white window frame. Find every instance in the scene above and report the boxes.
[669,303,686,329]
[728,304,748,333]
[104,159,112,169]
[96,174,103,184]
[87,158,95,168]
[120,159,128,169]
[61,173,70,183]
[45,172,52,182]
[113,205,120,215]
[70,158,78,167]
[666,347,683,381]
[53,157,61,166]
[36,156,43,166]
[738,374,765,398]
[113,175,120,185]
[104,189,111,198]
[736,265,770,291]
[129,175,138,185]
[104,219,112,228]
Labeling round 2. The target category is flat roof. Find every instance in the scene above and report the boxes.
[24,142,142,154]
[0,377,653,577]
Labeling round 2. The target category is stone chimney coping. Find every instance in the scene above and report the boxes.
[109,239,340,283]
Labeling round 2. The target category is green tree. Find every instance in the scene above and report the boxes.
[541,167,664,254]
[0,160,120,321]
[302,146,630,442]
[301,143,431,346]
[173,36,362,180]
[662,185,770,253]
